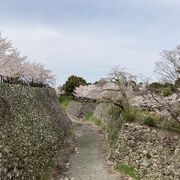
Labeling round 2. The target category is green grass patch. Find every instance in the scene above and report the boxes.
[116,163,140,179]
[83,113,103,127]
[107,123,120,146]
[122,109,138,122]
[59,95,73,110]
[107,118,123,146]
[161,119,180,133]
[84,112,94,120]
[135,110,161,126]
[108,105,122,117]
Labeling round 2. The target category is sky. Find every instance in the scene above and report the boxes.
[0,0,180,85]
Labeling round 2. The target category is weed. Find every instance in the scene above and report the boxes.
[144,116,156,127]
[83,112,93,120]
[122,109,137,122]
[83,113,103,128]
[116,163,140,179]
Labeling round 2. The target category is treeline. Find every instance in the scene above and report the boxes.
[59,45,179,123]
[0,32,55,87]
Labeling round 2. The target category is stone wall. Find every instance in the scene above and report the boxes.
[93,103,116,125]
[67,100,180,179]
[0,84,71,179]
[66,101,96,118]
[113,123,180,180]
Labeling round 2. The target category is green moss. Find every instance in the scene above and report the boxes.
[59,95,73,110]
[116,163,140,179]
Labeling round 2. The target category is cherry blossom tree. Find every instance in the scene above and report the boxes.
[22,62,55,87]
[0,32,55,87]
[74,66,137,110]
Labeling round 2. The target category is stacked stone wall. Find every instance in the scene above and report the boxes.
[0,84,70,179]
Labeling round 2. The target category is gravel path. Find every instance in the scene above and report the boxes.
[67,119,127,180]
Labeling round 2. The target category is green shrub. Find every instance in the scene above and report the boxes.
[122,109,137,122]
[116,163,140,179]
[144,116,156,126]
[162,87,173,97]
[59,95,73,110]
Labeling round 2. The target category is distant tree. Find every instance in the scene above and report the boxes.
[103,66,137,110]
[155,45,180,83]
[74,67,137,108]
[149,82,162,90]
[139,46,180,123]
[63,75,87,95]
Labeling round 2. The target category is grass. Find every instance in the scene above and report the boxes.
[59,95,73,110]
[122,109,138,122]
[84,112,93,120]
[83,112,104,127]
[116,163,140,180]
[161,119,180,133]
[143,116,156,126]
[107,121,122,146]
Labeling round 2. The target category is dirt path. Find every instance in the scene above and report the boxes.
[66,118,127,180]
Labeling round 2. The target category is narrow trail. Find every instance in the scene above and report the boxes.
[66,118,128,180]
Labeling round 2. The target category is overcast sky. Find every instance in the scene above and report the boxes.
[0,0,180,85]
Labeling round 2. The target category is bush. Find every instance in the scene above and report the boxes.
[122,109,137,122]
[144,116,156,126]
[161,87,173,97]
